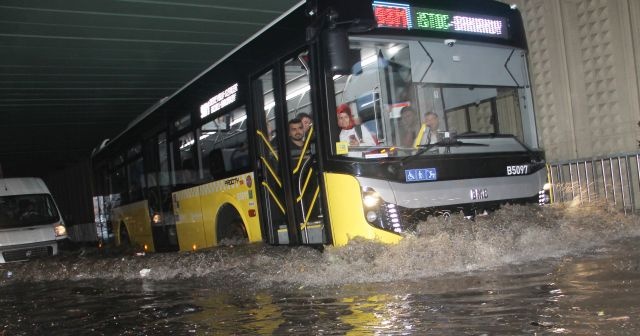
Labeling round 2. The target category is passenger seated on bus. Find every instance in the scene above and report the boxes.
[399,106,420,147]
[336,104,377,146]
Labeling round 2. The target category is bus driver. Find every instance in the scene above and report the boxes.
[414,111,441,147]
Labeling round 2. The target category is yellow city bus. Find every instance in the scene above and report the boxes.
[92,0,550,252]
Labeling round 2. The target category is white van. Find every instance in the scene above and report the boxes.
[0,177,68,263]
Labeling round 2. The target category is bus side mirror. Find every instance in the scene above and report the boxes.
[325,28,360,75]
[325,28,350,75]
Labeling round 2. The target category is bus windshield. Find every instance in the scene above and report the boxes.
[331,36,534,159]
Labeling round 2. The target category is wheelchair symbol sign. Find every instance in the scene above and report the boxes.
[405,168,437,182]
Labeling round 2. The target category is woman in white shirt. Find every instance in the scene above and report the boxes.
[336,104,377,146]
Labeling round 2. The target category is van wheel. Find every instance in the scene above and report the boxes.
[119,223,131,246]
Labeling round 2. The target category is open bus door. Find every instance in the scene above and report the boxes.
[252,58,327,246]
[142,133,178,251]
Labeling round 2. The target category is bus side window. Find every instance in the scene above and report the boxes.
[171,132,197,186]
[198,105,249,181]
[181,158,196,183]
[208,149,225,179]
[231,145,250,171]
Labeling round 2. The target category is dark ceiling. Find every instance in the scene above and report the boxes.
[0,0,299,177]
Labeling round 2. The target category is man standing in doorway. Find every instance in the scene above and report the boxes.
[288,118,305,150]
[288,118,306,161]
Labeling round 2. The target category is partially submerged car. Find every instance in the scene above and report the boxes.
[0,178,67,263]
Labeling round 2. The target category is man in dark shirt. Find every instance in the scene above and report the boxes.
[288,118,305,152]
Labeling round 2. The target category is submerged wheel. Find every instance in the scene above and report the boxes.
[217,205,248,244]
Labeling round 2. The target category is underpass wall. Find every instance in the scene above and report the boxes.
[507,0,640,161]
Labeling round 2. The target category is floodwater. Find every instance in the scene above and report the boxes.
[1,203,640,335]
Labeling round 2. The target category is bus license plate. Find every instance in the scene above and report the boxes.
[506,165,528,175]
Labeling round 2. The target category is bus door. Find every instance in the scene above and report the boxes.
[142,132,178,251]
[253,53,327,245]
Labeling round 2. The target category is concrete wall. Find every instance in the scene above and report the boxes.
[43,159,97,241]
[507,0,640,161]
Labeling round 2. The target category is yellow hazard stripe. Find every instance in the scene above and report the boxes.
[260,156,282,188]
[261,181,285,214]
[257,130,278,161]
[300,187,320,230]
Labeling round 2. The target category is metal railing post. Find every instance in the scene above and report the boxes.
[549,151,640,215]
[625,155,635,214]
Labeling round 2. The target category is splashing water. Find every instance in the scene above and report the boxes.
[1,203,638,288]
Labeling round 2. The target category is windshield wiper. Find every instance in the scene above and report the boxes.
[456,132,512,139]
[402,138,488,162]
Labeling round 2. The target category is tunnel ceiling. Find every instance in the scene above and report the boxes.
[0,0,299,177]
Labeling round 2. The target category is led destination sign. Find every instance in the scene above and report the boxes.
[372,1,509,39]
[200,83,238,119]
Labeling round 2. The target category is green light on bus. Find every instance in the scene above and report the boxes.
[414,11,450,31]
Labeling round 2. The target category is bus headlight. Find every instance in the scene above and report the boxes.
[543,182,552,191]
[152,213,161,224]
[366,211,378,223]
[362,190,381,208]
[54,224,67,237]
[361,187,404,232]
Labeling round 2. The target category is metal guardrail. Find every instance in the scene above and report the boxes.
[548,152,640,214]
[67,222,99,242]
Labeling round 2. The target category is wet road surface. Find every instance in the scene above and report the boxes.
[1,204,639,335]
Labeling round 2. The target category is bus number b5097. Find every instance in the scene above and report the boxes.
[506,165,528,175]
